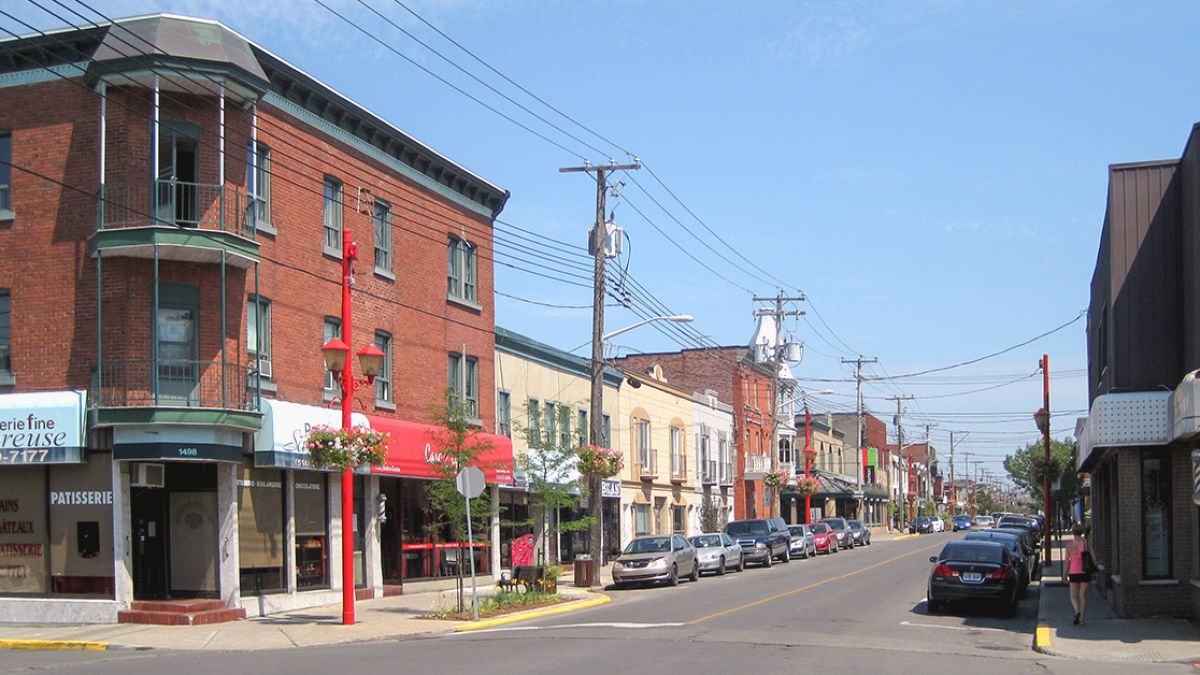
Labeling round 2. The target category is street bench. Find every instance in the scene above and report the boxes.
[496,565,542,593]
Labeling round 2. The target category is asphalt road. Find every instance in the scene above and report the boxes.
[2,533,1190,674]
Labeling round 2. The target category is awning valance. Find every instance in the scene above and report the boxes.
[367,415,514,483]
[1077,391,1171,471]
[254,399,369,470]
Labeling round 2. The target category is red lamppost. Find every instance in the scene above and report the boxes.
[907,451,916,523]
[802,404,816,523]
[1034,353,1052,568]
[321,228,386,626]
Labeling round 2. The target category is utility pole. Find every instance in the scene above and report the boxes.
[922,422,938,513]
[753,291,805,518]
[887,395,914,528]
[948,431,968,515]
[841,355,877,521]
[560,159,639,575]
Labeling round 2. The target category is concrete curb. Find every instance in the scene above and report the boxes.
[0,639,108,651]
[453,592,611,632]
[893,534,921,541]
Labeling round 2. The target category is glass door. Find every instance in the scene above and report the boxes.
[156,306,198,405]
[155,122,199,226]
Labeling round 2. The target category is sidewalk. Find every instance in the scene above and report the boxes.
[1035,546,1200,663]
[0,581,607,651]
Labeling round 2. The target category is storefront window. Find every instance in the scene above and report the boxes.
[1142,448,1171,579]
[392,477,489,580]
[2,455,115,597]
[293,471,328,590]
[237,464,284,594]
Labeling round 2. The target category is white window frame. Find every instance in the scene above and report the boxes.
[374,331,392,404]
[323,317,341,394]
[373,198,392,275]
[447,236,478,304]
[448,352,479,420]
[323,177,342,257]
[0,132,12,217]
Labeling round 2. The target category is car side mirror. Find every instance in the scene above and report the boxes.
[929,556,937,563]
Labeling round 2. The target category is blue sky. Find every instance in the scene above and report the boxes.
[9,1,1200,484]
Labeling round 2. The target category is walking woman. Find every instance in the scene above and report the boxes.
[1062,523,1093,625]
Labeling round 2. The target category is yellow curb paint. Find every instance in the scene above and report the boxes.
[0,639,107,651]
[689,541,944,625]
[1035,624,1052,649]
[454,593,612,632]
[893,534,921,541]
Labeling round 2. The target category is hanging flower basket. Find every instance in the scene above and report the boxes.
[576,444,624,478]
[305,424,389,471]
[763,469,789,490]
[794,476,820,496]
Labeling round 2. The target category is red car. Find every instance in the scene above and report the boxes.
[811,522,840,554]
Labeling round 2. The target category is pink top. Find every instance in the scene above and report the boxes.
[1068,539,1088,575]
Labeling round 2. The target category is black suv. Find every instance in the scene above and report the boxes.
[725,517,791,567]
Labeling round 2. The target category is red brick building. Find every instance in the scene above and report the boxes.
[614,347,776,520]
[0,15,508,623]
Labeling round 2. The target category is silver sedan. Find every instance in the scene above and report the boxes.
[689,533,745,575]
[612,534,700,587]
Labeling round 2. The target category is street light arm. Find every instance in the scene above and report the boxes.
[601,314,693,342]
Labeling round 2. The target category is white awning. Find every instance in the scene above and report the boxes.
[1077,391,1171,470]
[1172,370,1200,442]
[254,399,369,470]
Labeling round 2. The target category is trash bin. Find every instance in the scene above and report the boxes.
[573,554,594,587]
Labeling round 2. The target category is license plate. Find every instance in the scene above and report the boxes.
[962,572,982,583]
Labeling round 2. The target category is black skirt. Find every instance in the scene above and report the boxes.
[1067,573,1093,583]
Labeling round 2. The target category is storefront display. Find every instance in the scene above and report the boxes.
[293,471,328,590]
[237,464,285,594]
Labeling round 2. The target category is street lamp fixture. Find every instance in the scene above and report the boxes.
[1033,407,1050,435]
[602,314,693,342]
[322,339,385,384]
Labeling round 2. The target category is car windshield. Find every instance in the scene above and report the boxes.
[623,537,671,554]
[788,526,807,535]
[811,524,830,533]
[965,533,1019,553]
[726,521,770,536]
[690,535,722,548]
[848,520,863,528]
[822,520,845,530]
[940,543,1003,563]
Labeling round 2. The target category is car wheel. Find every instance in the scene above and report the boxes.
[927,598,942,614]
[737,556,745,572]
[717,556,727,575]
[668,564,679,586]
[689,560,700,582]
[763,552,773,568]
[613,582,626,591]
[782,547,791,563]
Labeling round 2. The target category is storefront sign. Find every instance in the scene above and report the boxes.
[114,442,242,462]
[0,391,86,465]
[601,478,621,499]
[49,490,113,506]
[368,416,514,483]
[254,399,369,470]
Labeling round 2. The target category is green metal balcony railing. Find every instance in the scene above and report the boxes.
[91,359,258,411]
[98,180,257,238]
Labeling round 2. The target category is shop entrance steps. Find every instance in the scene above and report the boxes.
[118,599,246,625]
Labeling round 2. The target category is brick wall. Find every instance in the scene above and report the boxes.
[0,74,498,430]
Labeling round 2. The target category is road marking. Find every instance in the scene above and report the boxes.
[899,620,1009,634]
[0,639,107,651]
[452,621,685,636]
[688,541,944,625]
[1035,623,1052,649]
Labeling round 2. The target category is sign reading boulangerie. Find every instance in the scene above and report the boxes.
[0,390,87,465]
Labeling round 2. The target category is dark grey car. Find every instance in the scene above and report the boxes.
[847,519,871,546]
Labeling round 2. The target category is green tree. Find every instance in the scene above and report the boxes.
[427,391,494,612]
[699,492,723,533]
[515,402,591,565]
[1003,437,1079,510]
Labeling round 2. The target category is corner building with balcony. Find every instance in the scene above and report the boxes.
[0,15,509,623]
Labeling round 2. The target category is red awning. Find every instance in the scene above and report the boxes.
[366,416,514,483]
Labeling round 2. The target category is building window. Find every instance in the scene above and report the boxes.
[448,352,478,419]
[374,331,392,404]
[447,236,477,303]
[238,465,285,593]
[497,391,511,437]
[1142,448,1171,579]
[670,427,682,475]
[558,405,571,450]
[246,142,270,228]
[247,295,271,377]
[602,414,611,449]
[542,401,556,446]
[636,418,651,470]
[526,398,540,444]
[323,317,341,394]
[323,177,342,256]
[577,409,588,447]
[634,504,650,536]
[0,132,11,215]
[374,199,392,274]
[0,289,10,376]
[672,505,686,534]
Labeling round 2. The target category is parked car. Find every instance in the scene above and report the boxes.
[810,522,839,554]
[972,515,995,529]
[964,530,1032,593]
[847,519,871,546]
[991,526,1042,567]
[612,534,699,588]
[820,517,855,549]
[927,540,1020,615]
[725,517,791,567]
[910,516,933,534]
[689,533,745,576]
[787,524,817,559]
[930,516,945,533]
[952,515,973,532]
